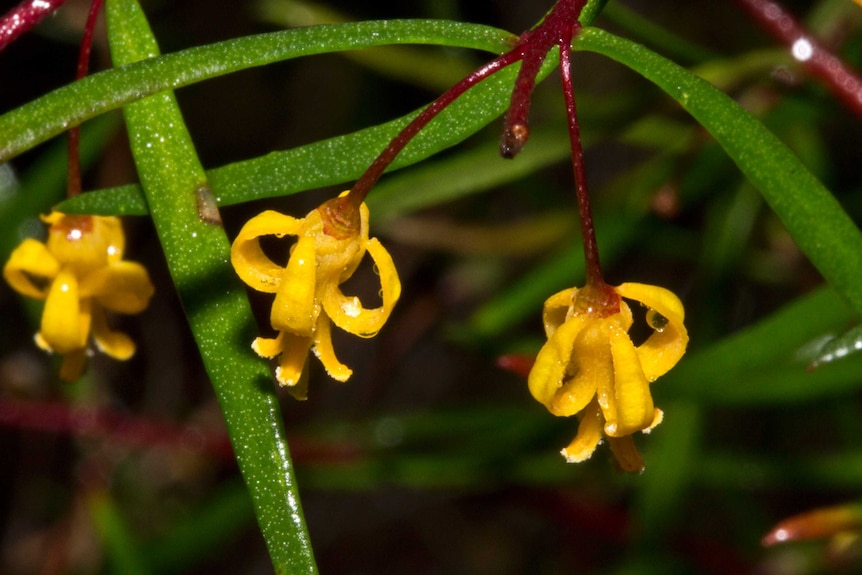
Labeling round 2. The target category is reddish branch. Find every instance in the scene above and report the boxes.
[0,0,67,53]
[734,0,862,121]
[345,50,523,209]
[67,0,103,197]
[349,0,604,285]
[0,398,364,464]
[0,397,235,460]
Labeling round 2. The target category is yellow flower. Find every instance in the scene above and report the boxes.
[3,212,155,381]
[528,282,687,472]
[230,194,401,396]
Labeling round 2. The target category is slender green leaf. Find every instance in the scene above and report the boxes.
[57,50,561,217]
[257,0,480,91]
[106,1,316,572]
[809,324,862,369]
[144,480,256,574]
[88,491,151,575]
[600,2,717,63]
[0,20,516,162]
[661,287,858,404]
[635,402,701,542]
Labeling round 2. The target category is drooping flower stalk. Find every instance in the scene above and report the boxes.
[67,0,104,198]
[558,18,604,290]
[346,0,589,214]
[344,50,523,212]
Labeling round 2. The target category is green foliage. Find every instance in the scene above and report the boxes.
[2,0,862,573]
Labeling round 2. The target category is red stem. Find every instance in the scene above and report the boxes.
[734,0,862,121]
[346,48,523,209]
[500,40,546,157]
[0,0,67,53]
[500,0,586,158]
[67,0,104,198]
[559,29,603,286]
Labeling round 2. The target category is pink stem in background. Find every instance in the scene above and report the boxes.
[734,0,862,121]
[0,0,67,53]
[0,397,236,460]
[67,0,103,197]
[0,398,364,464]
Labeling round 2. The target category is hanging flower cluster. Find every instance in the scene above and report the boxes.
[230,194,400,397]
[528,282,688,472]
[222,0,689,472]
[3,212,154,381]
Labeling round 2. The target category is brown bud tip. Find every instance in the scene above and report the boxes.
[496,354,536,379]
[500,123,529,159]
[762,504,862,547]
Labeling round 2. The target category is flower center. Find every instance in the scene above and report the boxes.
[318,196,361,240]
[571,283,620,318]
[53,214,94,241]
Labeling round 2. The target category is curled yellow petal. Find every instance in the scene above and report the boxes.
[39,269,88,354]
[322,238,401,337]
[3,239,60,299]
[542,287,575,337]
[271,235,318,335]
[80,261,154,314]
[608,325,654,436]
[252,333,284,359]
[572,316,618,428]
[527,314,589,411]
[312,315,352,382]
[560,398,604,463]
[275,332,313,387]
[231,210,302,293]
[91,305,136,360]
[615,282,688,381]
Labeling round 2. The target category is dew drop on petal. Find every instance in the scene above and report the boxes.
[647,309,669,332]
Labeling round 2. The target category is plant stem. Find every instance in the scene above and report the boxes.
[733,0,862,121]
[346,49,522,210]
[0,0,67,53]
[0,398,234,460]
[500,0,586,158]
[559,29,603,287]
[67,0,104,198]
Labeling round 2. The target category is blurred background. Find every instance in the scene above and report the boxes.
[2,0,862,573]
